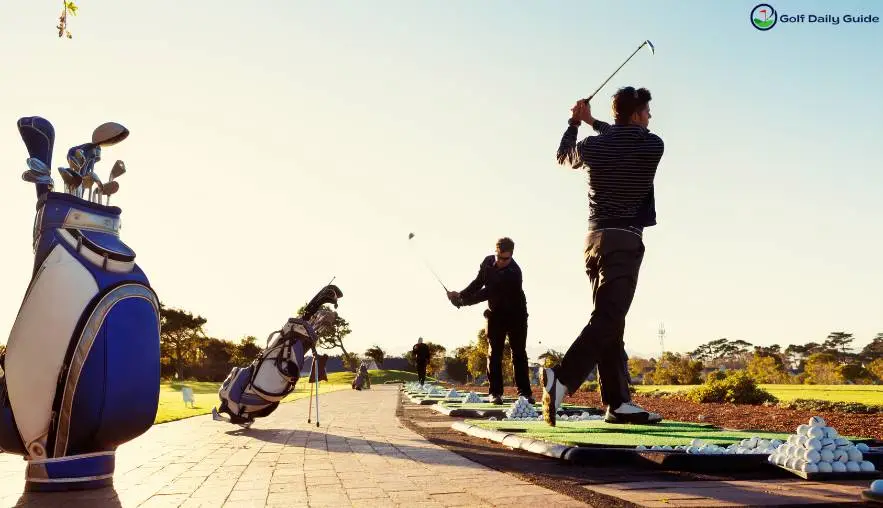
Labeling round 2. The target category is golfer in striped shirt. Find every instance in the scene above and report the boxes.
[542,86,665,426]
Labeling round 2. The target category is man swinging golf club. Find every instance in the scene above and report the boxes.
[542,86,665,426]
[447,237,532,405]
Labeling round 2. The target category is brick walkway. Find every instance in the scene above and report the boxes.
[0,385,584,507]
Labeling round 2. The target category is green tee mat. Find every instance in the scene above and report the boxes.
[453,419,881,474]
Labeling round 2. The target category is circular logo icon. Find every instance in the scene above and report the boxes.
[751,4,777,30]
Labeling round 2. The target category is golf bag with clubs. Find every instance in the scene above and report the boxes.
[212,284,343,427]
[0,116,161,492]
[351,362,370,390]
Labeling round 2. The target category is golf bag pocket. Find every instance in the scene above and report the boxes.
[251,338,304,401]
[57,227,135,274]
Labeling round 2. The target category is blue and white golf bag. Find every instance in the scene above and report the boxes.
[213,285,342,427]
[0,116,160,491]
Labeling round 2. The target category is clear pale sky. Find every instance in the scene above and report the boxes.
[1,1,880,362]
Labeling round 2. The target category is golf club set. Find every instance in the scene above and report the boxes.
[18,116,128,206]
[2,115,161,492]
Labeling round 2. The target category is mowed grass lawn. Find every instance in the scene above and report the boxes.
[155,369,421,424]
[635,384,883,404]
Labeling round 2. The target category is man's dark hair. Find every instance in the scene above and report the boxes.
[496,237,515,253]
[613,86,652,125]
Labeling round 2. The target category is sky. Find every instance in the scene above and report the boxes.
[0,1,880,363]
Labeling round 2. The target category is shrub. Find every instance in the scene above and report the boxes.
[683,370,778,405]
[705,370,727,383]
[778,398,883,414]
[579,381,598,392]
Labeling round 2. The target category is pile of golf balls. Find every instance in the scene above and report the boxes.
[767,416,875,473]
[445,388,460,399]
[462,392,483,404]
[504,396,540,420]
[556,412,604,422]
[635,437,782,455]
[427,385,444,396]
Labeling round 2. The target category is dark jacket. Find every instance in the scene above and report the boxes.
[557,120,664,230]
[412,343,430,364]
[457,255,527,318]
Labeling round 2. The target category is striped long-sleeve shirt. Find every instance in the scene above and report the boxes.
[558,120,664,232]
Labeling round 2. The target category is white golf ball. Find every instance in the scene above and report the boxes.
[848,449,863,462]
[807,427,825,440]
[785,457,797,469]
[834,450,849,463]
[872,480,883,493]
[861,461,876,472]
[835,437,851,447]
[817,461,833,473]
[806,438,822,451]
[821,438,836,451]
[846,461,861,472]
[787,435,798,445]
[820,450,835,462]
[825,427,839,439]
[857,443,871,453]
[832,461,847,473]
[803,462,820,473]
[757,439,771,449]
[804,449,821,464]
[691,439,705,448]
[809,416,826,427]
[796,436,809,448]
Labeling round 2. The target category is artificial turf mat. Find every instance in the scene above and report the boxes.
[465,419,798,447]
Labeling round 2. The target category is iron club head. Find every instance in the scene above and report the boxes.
[645,39,655,55]
[26,157,51,175]
[109,160,126,181]
[102,180,120,205]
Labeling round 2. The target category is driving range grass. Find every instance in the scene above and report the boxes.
[155,369,421,424]
[464,419,873,447]
[635,384,883,404]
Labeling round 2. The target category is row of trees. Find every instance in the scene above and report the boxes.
[626,333,883,386]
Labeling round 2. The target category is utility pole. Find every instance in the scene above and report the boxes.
[658,322,666,357]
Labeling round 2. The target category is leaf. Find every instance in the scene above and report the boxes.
[66,1,79,15]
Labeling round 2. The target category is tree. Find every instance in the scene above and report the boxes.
[466,329,490,382]
[746,353,788,383]
[444,354,470,384]
[868,358,883,382]
[690,338,752,369]
[646,352,702,385]
[838,363,875,385]
[537,349,564,369]
[784,343,823,371]
[860,333,883,362]
[159,304,207,380]
[297,303,354,370]
[425,342,447,377]
[822,332,855,362]
[364,345,385,367]
[57,1,78,39]
[628,357,655,381]
[233,336,262,365]
[804,352,843,384]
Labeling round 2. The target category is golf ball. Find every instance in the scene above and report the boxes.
[807,427,825,440]
[846,461,861,472]
[817,461,834,473]
[803,462,820,473]
[861,461,876,472]
[825,427,840,439]
[820,450,835,462]
[809,416,826,427]
[806,438,822,451]
[834,450,849,463]
[804,449,821,464]
[821,438,836,451]
[872,480,883,493]
[797,424,811,436]
[857,443,871,453]
[835,437,851,447]
[832,461,847,473]
[757,439,771,449]
[848,449,863,462]
[635,445,647,450]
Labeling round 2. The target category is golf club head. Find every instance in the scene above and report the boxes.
[67,146,88,175]
[26,158,51,175]
[102,180,120,196]
[645,40,655,54]
[92,122,129,147]
[109,160,126,180]
[22,170,54,187]
[408,232,415,240]
[17,116,55,197]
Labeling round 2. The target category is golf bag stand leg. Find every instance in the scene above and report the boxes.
[307,366,314,424]
[0,191,160,492]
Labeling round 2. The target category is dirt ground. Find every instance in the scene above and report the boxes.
[455,384,883,442]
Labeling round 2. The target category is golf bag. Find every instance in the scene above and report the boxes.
[352,362,370,390]
[0,116,160,492]
[213,285,342,427]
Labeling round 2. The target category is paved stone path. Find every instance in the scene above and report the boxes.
[0,385,585,507]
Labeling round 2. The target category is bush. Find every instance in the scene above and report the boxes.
[778,398,883,414]
[705,370,727,383]
[683,370,778,405]
[579,381,598,392]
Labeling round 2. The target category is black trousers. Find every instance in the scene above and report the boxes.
[416,362,427,384]
[486,312,532,397]
[556,229,644,409]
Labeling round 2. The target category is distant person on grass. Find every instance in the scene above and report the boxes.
[542,86,665,426]
[447,237,533,405]
[412,338,431,385]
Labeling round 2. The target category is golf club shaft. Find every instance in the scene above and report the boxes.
[584,41,650,103]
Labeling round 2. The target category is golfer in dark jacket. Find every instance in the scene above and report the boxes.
[542,86,664,426]
[412,338,431,385]
[447,237,532,405]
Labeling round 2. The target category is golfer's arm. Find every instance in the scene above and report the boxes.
[591,119,611,133]
[557,124,582,168]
